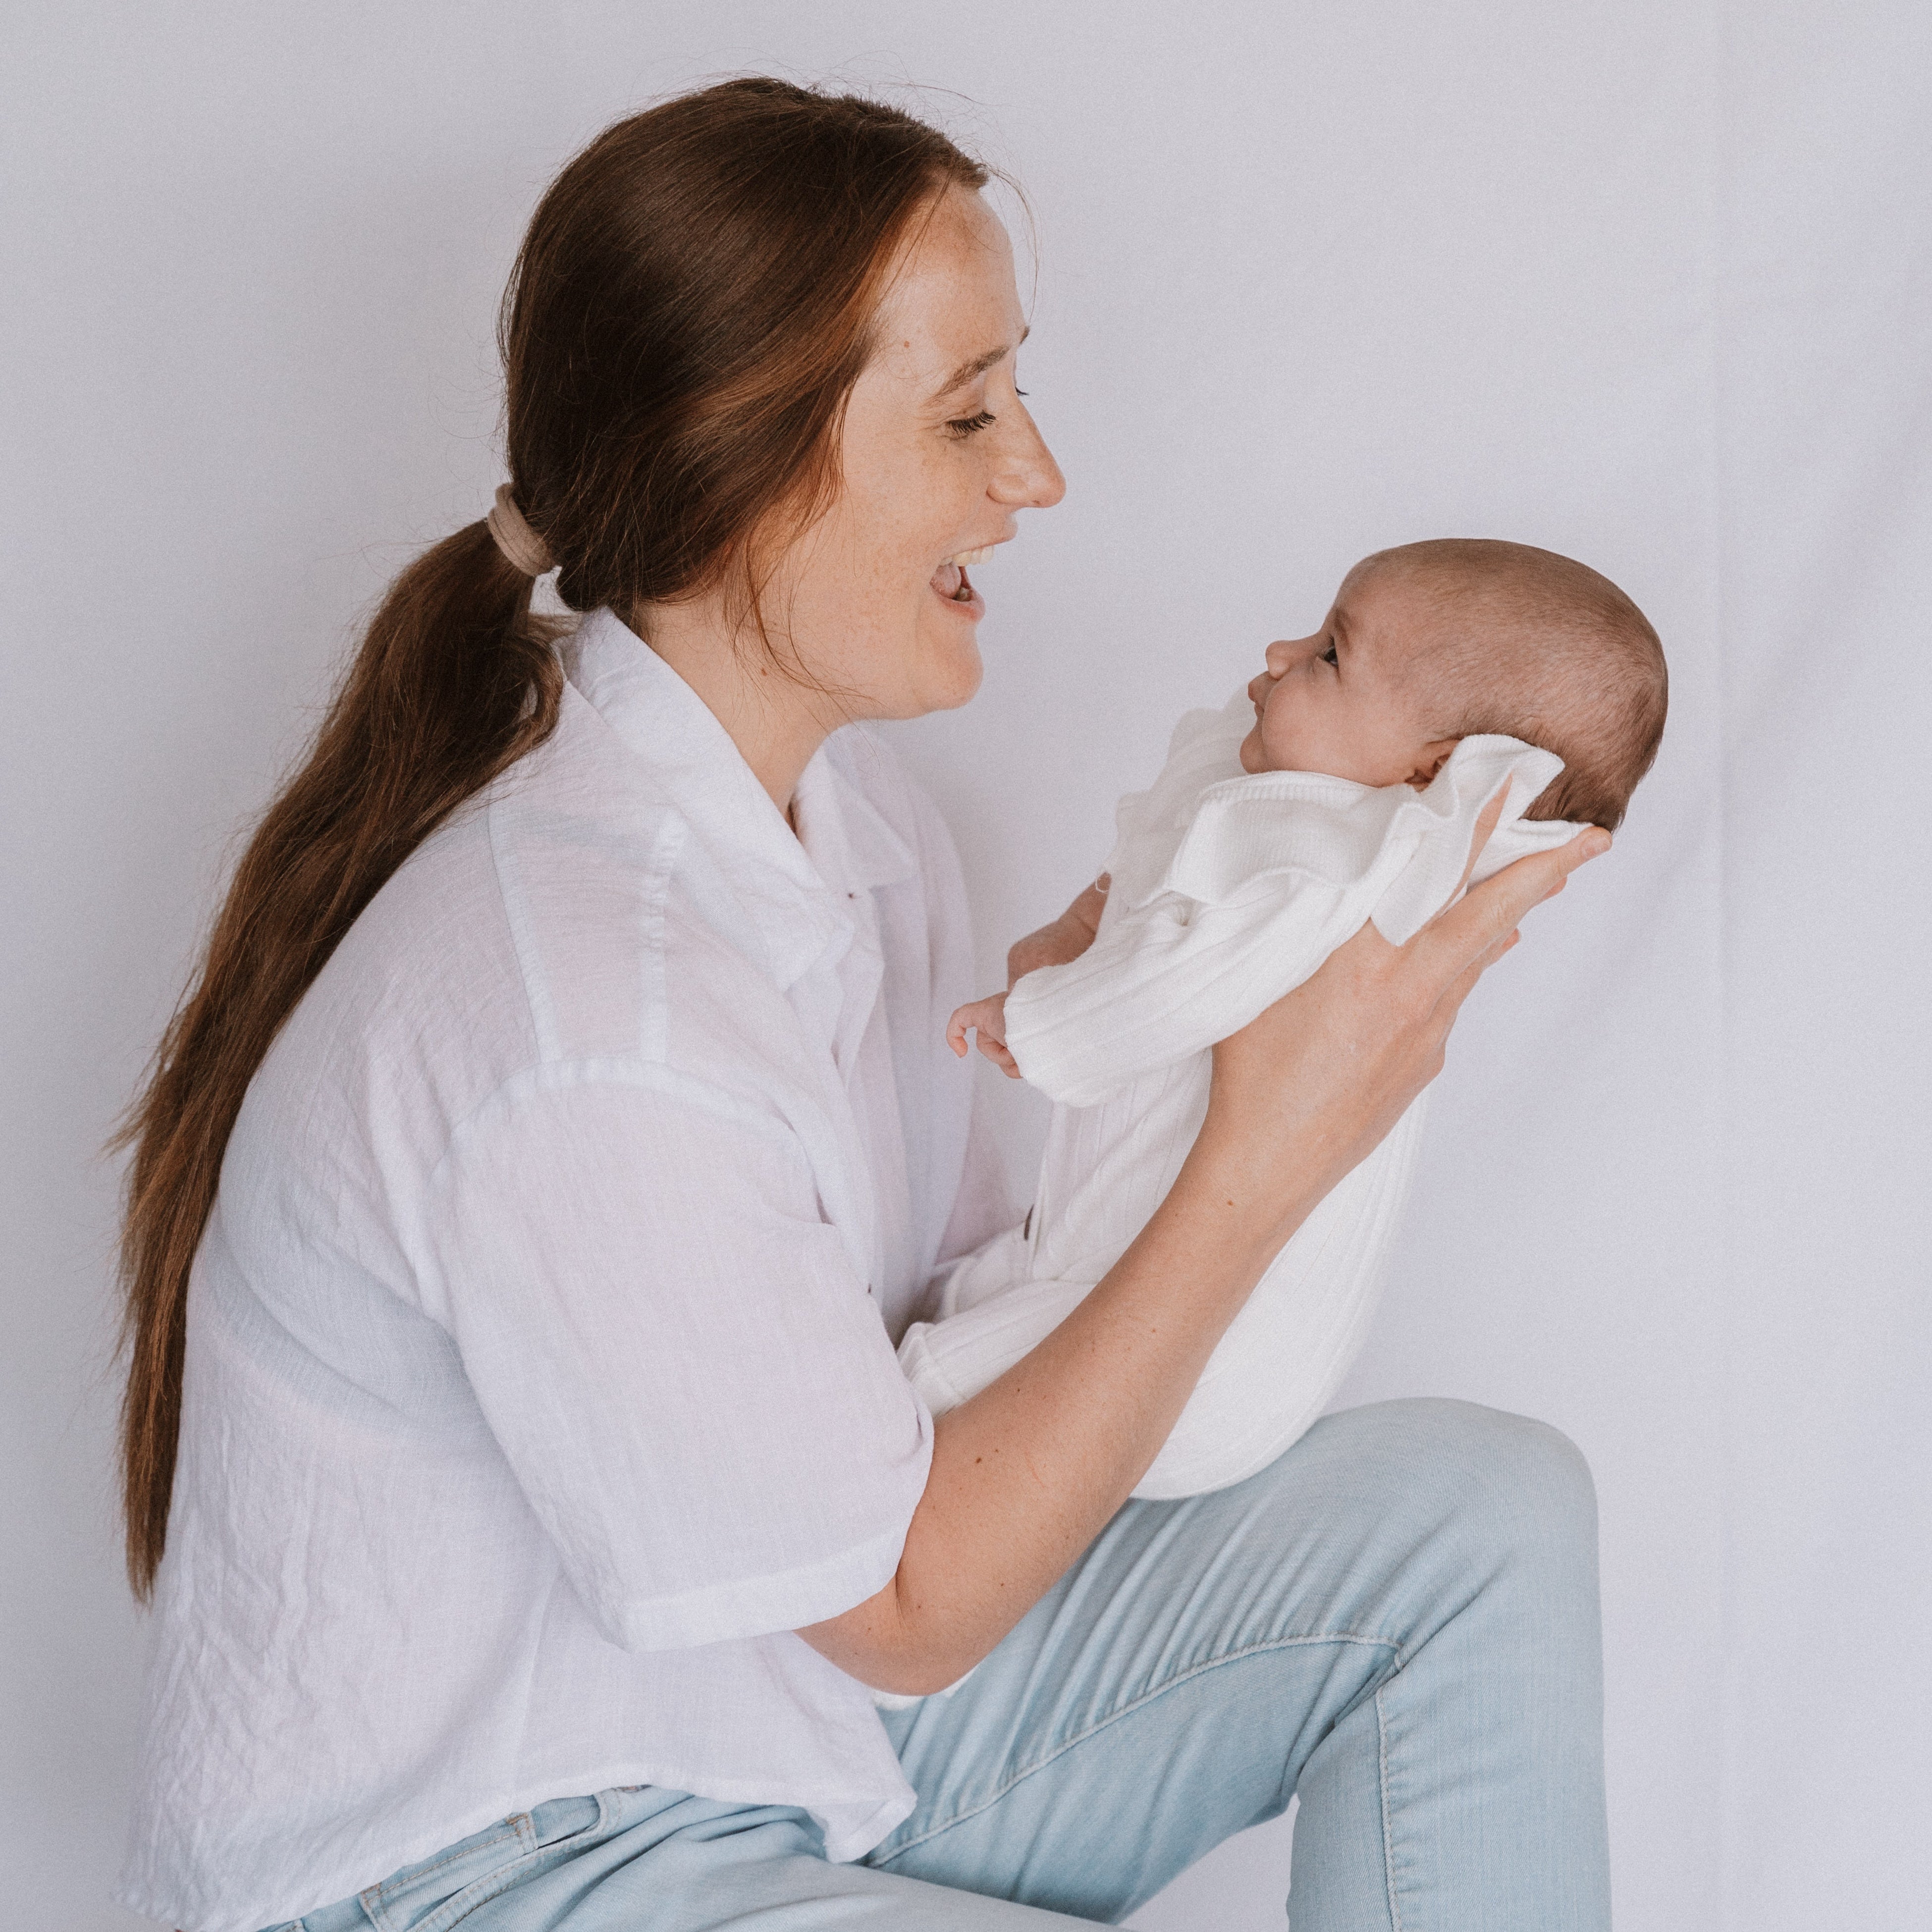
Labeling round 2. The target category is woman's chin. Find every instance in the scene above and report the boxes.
[922,633,984,713]
[900,620,983,716]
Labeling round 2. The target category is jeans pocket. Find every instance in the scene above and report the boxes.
[400,1794,611,1932]
[357,1815,534,1932]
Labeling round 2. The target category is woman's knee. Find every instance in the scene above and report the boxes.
[1312,1395,1600,1574]
[1427,1396,1594,1519]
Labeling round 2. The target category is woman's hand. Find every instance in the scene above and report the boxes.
[1200,809,1612,1238]
[800,813,1609,1697]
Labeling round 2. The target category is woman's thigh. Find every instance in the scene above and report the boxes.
[870,1396,1609,1929]
[282,1397,1604,1930]
[283,1791,1094,1931]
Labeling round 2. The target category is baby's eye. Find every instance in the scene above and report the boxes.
[946,410,997,439]
[1320,641,1339,666]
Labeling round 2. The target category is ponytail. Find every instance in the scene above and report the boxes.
[115,74,989,1596]
[113,524,562,1595]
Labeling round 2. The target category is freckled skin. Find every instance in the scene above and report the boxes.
[763,189,1064,723]
[636,186,1064,817]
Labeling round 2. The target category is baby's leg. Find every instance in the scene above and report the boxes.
[898,1093,1427,1497]
[900,1061,1203,1415]
[1129,1093,1427,1499]
[899,1274,1096,1415]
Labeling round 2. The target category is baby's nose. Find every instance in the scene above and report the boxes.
[1264,638,1296,674]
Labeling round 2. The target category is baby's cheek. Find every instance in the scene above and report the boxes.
[1260,712,1317,775]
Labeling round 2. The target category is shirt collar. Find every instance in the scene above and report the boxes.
[564,607,911,990]
[793,738,919,901]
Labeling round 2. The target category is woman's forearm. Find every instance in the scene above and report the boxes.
[799,818,1607,1695]
[801,1120,1321,1695]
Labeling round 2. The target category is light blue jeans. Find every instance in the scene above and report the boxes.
[271,1399,1609,1930]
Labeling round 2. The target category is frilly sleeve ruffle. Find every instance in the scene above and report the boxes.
[1007,694,1581,1106]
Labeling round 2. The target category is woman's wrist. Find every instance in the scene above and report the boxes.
[1174,1105,1334,1265]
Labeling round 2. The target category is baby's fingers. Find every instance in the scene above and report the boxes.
[978,1035,1022,1079]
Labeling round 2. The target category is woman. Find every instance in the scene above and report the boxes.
[114,78,1611,1932]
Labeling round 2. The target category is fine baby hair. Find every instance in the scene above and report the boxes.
[1360,537,1667,831]
[912,535,1665,1500]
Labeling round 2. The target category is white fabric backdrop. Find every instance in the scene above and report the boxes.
[4,4,1926,1927]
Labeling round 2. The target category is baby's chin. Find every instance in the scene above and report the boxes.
[1239,723,1307,776]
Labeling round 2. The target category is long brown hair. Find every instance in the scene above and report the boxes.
[114,78,988,1596]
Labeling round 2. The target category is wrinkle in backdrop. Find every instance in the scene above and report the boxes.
[1,4,1925,1928]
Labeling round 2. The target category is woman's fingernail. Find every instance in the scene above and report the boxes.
[1580,829,1612,859]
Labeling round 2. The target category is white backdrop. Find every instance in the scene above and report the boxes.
[4,4,1927,1928]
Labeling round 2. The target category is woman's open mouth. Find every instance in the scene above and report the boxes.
[931,546,996,613]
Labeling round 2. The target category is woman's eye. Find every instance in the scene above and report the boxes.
[946,410,997,439]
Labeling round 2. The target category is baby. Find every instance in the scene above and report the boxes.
[900,537,1666,1498]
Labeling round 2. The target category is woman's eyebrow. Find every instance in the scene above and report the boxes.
[933,326,1031,399]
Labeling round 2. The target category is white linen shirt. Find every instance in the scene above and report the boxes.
[115,609,1009,1932]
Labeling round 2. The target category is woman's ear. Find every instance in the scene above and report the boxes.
[1405,738,1461,790]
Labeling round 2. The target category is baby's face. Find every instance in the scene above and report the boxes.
[1239,564,1456,787]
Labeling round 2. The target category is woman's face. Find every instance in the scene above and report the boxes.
[776,187,1065,720]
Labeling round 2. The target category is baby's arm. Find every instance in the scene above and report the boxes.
[1005,880,1346,1108]
[1005,874,1110,986]
[946,875,1111,1080]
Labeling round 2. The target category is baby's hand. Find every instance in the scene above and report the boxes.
[1006,874,1110,987]
[947,992,1021,1079]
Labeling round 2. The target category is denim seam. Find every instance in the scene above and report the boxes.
[874,1628,1404,1865]
[1376,1685,1404,1932]
[545,1788,616,1849]
[405,1793,613,1932]
[358,1819,529,1930]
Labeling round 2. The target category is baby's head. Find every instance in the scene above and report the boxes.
[1240,538,1667,829]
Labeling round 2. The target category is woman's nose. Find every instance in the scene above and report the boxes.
[991,411,1067,510]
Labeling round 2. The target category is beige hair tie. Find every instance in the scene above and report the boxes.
[486,483,554,577]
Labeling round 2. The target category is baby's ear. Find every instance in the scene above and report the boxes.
[1406,738,1461,790]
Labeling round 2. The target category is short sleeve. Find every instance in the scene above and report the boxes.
[420,1066,933,1654]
